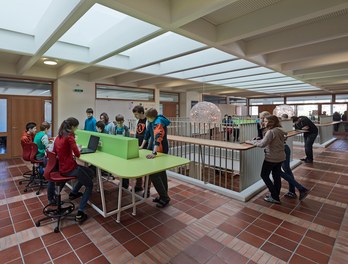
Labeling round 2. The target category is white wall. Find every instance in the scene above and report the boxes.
[55,75,96,134]
[95,100,157,121]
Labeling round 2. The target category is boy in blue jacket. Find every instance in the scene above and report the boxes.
[140,108,171,208]
[84,108,97,132]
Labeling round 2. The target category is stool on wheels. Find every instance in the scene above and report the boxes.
[19,142,46,195]
[35,151,76,233]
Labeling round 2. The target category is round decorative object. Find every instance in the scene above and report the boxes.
[273,105,295,118]
[190,101,222,124]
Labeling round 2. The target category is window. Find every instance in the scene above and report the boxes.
[96,84,154,101]
[335,94,348,103]
[0,79,52,96]
[249,97,284,105]
[249,106,259,116]
[160,92,179,102]
[0,99,7,132]
[287,95,331,104]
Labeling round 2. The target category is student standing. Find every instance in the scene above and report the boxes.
[141,108,171,208]
[246,115,286,204]
[84,108,97,132]
[291,116,318,163]
[129,105,149,192]
[53,117,94,223]
[100,112,114,135]
[114,114,130,137]
[21,122,37,144]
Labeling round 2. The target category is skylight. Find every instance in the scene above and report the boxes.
[136,48,236,75]
[166,59,258,79]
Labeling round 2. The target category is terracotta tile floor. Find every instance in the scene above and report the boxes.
[1,138,348,263]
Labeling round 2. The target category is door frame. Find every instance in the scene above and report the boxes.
[0,95,11,159]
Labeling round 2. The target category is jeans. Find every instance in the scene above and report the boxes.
[261,160,282,201]
[150,171,169,201]
[304,133,318,161]
[63,165,94,212]
[281,145,306,193]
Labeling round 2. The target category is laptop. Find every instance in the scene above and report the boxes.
[80,135,100,154]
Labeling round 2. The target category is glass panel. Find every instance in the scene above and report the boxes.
[333,104,347,117]
[296,105,318,121]
[0,79,52,96]
[0,99,7,132]
[0,136,6,154]
[249,106,259,116]
[96,85,154,101]
[321,104,331,115]
[160,92,179,102]
[336,94,348,102]
[249,97,284,105]
[45,100,52,137]
[287,95,332,104]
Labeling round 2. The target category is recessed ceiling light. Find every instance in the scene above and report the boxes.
[43,59,58,65]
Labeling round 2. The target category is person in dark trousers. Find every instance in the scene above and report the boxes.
[140,108,171,208]
[292,116,318,163]
[53,117,94,224]
[246,115,286,204]
[127,105,149,193]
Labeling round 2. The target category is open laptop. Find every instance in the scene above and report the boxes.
[80,135,100,154]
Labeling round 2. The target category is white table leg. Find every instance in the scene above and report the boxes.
[116,178,123,223]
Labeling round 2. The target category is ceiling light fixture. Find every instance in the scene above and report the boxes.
[43,59,58,66]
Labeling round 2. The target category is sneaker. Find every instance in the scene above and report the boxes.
[299,189,310,201]
[156,199,170,208]
[300,158,307,161]
[69,192,83,200]
[263,196,281,204]
[304,159,313,164]
[152,196,160,203]
[75,211,88,224]
[284,192,297,199]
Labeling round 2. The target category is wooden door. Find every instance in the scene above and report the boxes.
[11,96,44,157]
[162,102,178,118]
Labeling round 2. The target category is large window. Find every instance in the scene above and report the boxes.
[0,99,6,132]
[160,92,179,102]
[249,97,284,105]
[287,95,331,104]
[96,84,154,101]
[0,79,52,96]
[335,94,348,103]
[297,105,318,121]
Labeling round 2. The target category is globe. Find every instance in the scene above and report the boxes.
[190,101,222,124]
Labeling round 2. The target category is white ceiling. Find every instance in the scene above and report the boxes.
[0,0,348,98]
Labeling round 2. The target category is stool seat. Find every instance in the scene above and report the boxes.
[36,150,77,233]
[50,172,76,182]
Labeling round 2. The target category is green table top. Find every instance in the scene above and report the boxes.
[78,149,190,178]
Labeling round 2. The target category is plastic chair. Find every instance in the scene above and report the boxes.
[19,142,46,194]
[35,151,76,233]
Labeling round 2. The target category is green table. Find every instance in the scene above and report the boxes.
[78,149,189,222]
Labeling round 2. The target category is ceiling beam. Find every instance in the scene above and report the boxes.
[114,72,154,84]
[293,62,348,76]
[216,0,348,44]
[300,69,348,81]
[282,52,348,71]
[266,37,348,65]
[246,14,348,56]
[88,68,125,82]
[170,0,238,27]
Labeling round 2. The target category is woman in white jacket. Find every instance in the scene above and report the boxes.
[246,115,286,204]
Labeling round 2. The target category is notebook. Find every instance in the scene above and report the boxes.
[80,135,100,154]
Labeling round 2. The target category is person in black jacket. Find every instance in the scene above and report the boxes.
[291,116,318,163]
